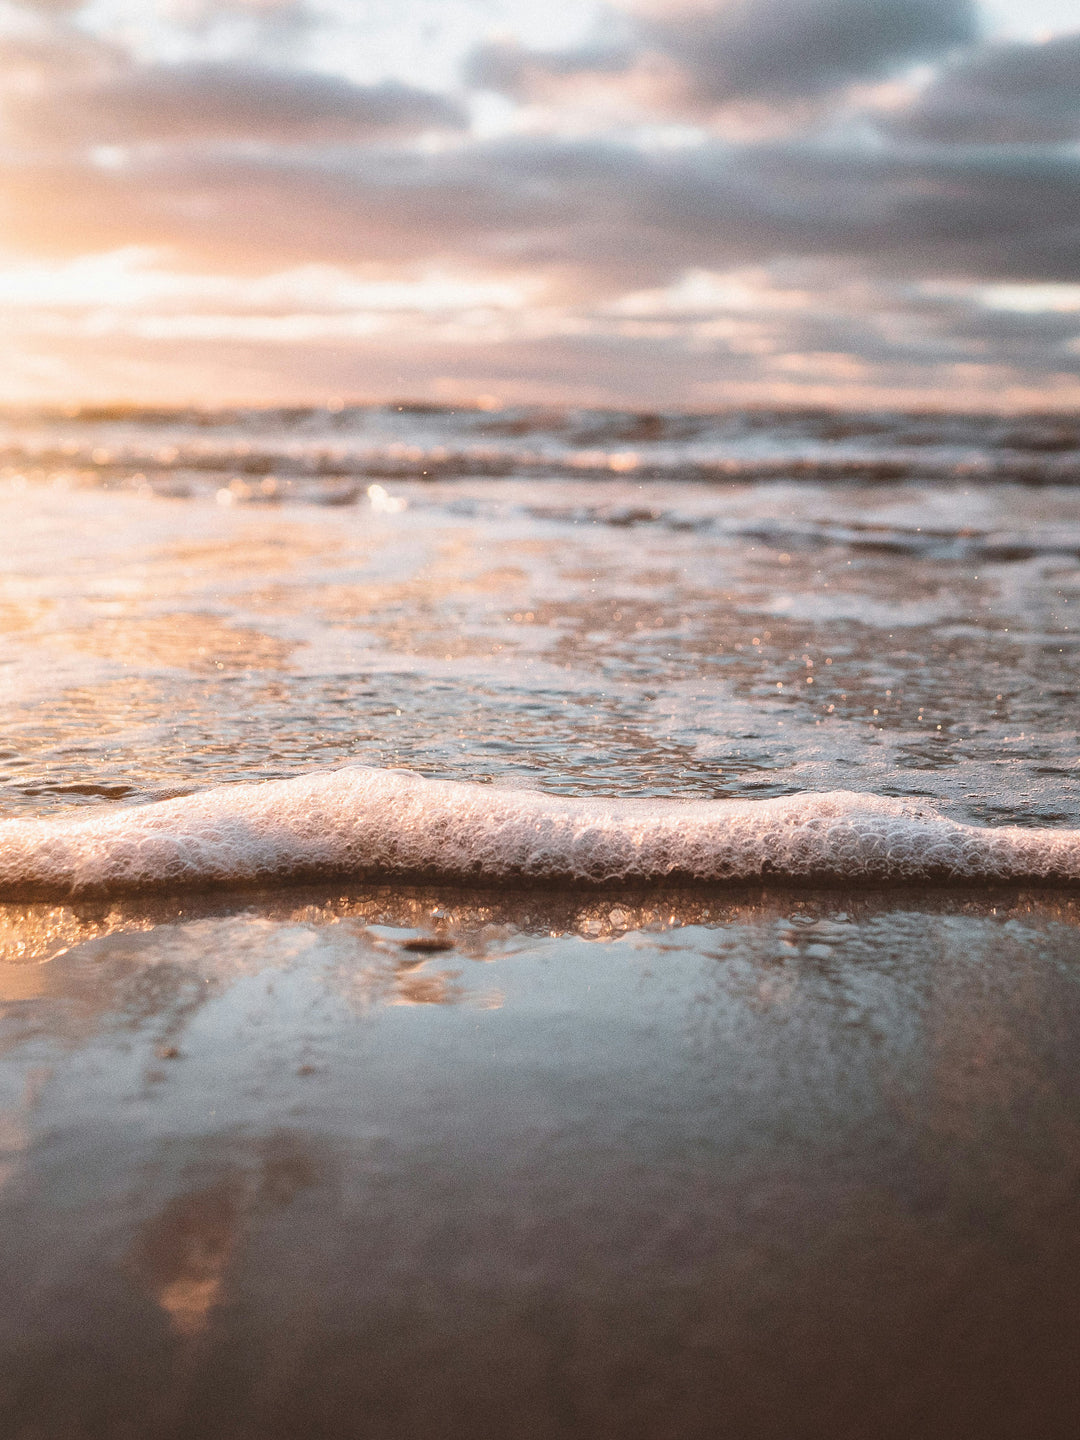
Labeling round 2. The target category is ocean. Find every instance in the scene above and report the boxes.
[1,403,1079,1437]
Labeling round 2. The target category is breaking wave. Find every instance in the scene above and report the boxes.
[1,767,1078,898]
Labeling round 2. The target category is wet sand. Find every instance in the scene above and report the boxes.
[2,885,1080,1439]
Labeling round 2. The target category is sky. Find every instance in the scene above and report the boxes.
[0,0,1078,408]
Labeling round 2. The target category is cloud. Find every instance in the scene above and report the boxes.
[640,0,980,105]
[3,134,1077,288]
[11,1,84,12]
[0,2,462,153]
[2,63,466,147]
[164,0,309,17]
[467,0,980,112]
[157,0,318,57]
[6,260,1079,410]
[0,0,1078,410]
[884,31,1080,144]
[466,38,634,99]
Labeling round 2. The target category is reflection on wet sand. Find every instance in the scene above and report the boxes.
[131,1133,324,1339]
[1,888,1080,1436]
[137,1179,237,1338]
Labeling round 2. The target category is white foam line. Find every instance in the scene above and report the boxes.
[1,766,1078,897]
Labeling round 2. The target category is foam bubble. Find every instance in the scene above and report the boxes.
[1,766,1078,898]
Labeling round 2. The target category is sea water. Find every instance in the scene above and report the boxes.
[0,404,1078,830]
[1,404,1079,1437]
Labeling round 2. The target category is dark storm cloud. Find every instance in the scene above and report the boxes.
[467,0,979,109]
[4,63,466,146]
[885,32,1080,144]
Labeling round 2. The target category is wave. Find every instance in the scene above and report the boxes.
[2,403,1079,494]
[1,767,1078,899]
[4,441,1079,491]
[6,401,1080,449]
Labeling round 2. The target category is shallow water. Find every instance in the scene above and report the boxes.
[2,405,1080,1437]
[1,404,1078,829]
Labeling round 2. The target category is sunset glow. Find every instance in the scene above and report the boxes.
[0,0,1078,405]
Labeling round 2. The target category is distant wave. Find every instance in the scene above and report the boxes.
[1,767,1078,899]
[5,400,1080,452]
[2,401,1078,494]
[3,442,1079,491]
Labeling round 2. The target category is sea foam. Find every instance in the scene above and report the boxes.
[1,767,1079,898]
